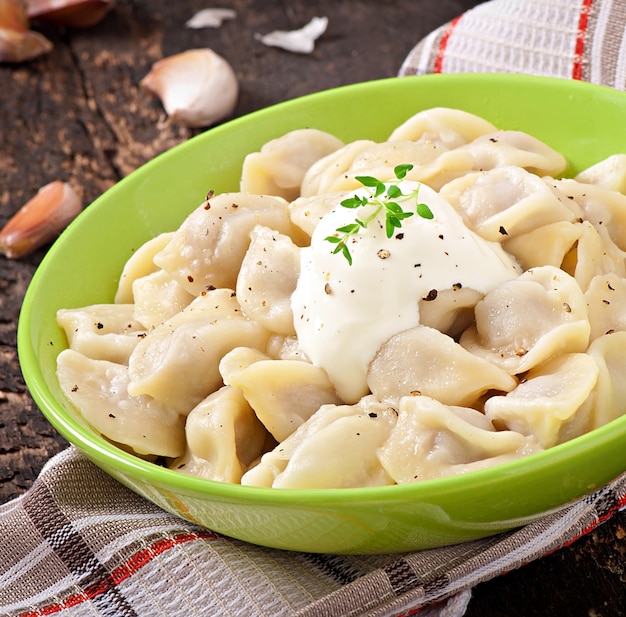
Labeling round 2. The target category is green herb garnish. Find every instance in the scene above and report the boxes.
[325,164,433,265]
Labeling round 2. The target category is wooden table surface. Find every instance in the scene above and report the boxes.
[2,1,626,615]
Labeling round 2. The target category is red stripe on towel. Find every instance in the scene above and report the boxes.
[572,0,594,79]
[434,15,463,74]
[18,530,218,617]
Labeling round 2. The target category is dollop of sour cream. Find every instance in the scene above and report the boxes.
[291,180,520,403]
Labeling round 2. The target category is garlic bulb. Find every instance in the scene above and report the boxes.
[140,48,239,128]
[0,0,52,63]
[0,181,82,258]
[27,0,115,28]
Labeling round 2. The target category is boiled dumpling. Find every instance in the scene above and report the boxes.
[461,130,567,176]
[153,192,307,295]
[417,284,483,338]
[127,289,269,415]
[377,395,540,482]
[484,353,598,448]
[460,266,590,374]
[240,128,345,201]
[288,191,350,237]
[575,154,626,194]
[114,232,174,303]
[388,107,498,147]
[440,166,576,242]
[132,269,195,330]
[586,332,626,429]
[241,397,397,489]
[169,386,268,483]
[220,346,341,442]
[57,349,185,458]
[56,304,146,365]
[235,225,300,335]
[585,272,626,340]
[503,221,583,271]
[368,325,517,407]
[570,220,626,291]
[300,140,376,197]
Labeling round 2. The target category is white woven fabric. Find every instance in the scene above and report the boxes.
[399,0,626,90]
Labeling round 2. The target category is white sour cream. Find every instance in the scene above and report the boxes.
[291,181,520,403]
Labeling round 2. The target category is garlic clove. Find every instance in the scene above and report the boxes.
[27,0,114,28]
[0,0,52,62]
[0,181,82,258]
[185,8,236,29]
[255,16,328,54]
[0,0,29,30]
[140,48,239,128]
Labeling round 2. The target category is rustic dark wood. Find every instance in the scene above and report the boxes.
[1,1,625,615]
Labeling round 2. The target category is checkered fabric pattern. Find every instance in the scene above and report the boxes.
[1,448,625,617]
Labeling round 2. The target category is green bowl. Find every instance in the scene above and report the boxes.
[18,74,626,554]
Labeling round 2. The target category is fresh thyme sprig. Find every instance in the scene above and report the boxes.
[325,164,433,265]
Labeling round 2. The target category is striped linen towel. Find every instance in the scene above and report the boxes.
[1,447,625,617]
[399,0,626,88]
[5,0,626,615]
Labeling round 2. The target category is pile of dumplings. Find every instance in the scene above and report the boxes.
[56,107,626,489]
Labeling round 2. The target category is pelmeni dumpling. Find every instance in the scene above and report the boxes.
[127,289,269,415]
[585,273,626,340]
[570,220,626,291]
[241,397,397,489]
[417,284,483,338]
[56,304,146,365]
[235,225,300,335]
[288,191,350,237]
[338,140,476,191]
[56,349,185,458]
[461,130,567,176]
[460,266,590,375]
[300,140,375,197]
[132,269,195,330]
[220,346,341,442]
[502,221,583,271]
[575,154,626,194]
[552,178,626,251]
[586,332,626,429]
[240,128,345,201]
[114,232,174,304]
[377,396,540,483]
[367,325,517,407]
[484,353,598,448]
[440,166,576,242]
[153,192,307,295]
[388,107,498,147]
[169,386,268,483]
